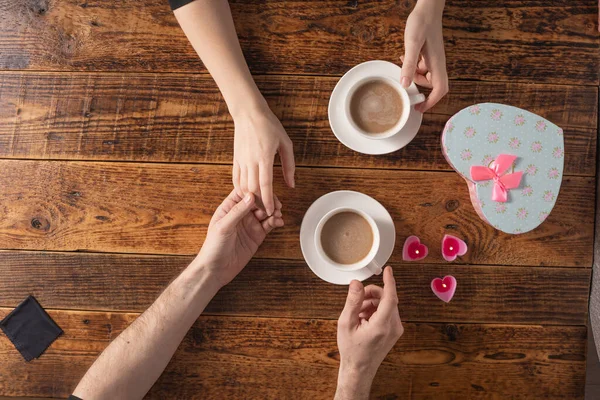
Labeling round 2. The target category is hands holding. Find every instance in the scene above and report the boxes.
[196,189,284,288]
[401,0,448,112]
[335,267,404,400]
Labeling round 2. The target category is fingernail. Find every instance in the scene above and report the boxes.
[401,77,410,88]
[291,177,296,188]
[349,280,362,292]
[244,193,253,204]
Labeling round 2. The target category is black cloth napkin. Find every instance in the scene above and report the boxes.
[0,295,63,361]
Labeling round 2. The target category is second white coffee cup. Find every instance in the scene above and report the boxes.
[314,207,382,275]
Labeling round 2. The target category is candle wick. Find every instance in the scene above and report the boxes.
[442,284,447,288]
[449,246,453,251]
[415,250,419,254]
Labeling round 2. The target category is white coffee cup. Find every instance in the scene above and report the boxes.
[345,76,425,140]
[314,207,382,274]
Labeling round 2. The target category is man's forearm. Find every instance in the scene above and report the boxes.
[334,364,375,400]
[73,259,220,399]
[174,0,267,118]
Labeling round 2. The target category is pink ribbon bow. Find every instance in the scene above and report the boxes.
[470,154,523,203]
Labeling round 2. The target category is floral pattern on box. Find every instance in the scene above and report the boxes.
[441,103,564,234]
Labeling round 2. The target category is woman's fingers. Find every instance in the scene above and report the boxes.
[415,38,448,112]
[240,164,249,195]
[401,55,428,75]
[259,160,275,216]
[248,164,260,198]
[232,161,241,192]
[413,72,433,88]
[279,140,296,189]
[415,72,448,112]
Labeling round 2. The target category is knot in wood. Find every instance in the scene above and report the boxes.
[29,0,49,15]
[445,200,459,212]
[444,324,459,341]
[31,217,50,231]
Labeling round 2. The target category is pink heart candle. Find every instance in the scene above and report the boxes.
[441,234,467,262]
[431,275,457,303]
[402,235,428,261]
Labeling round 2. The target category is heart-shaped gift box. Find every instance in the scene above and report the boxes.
[441,103,564,234]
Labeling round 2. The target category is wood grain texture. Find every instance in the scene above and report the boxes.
[0,1,598,85]
[0,72,596,175]
[0,250,590,325]
[0,161,594,266]
[0,309,587,399]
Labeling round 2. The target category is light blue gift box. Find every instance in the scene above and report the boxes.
[441,103,564,234]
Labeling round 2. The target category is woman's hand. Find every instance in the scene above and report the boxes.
[401,0,448,112]
[173,0,296,217]
[196,190,284,288]
[233,105,295,217]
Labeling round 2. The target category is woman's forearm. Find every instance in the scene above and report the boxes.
[174,0,267,118]
[73,260,220,399]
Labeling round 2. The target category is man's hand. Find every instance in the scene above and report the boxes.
[335,267,404,400]
[233,104,295,217]
[400,0,448,112]
[196,189,284,288]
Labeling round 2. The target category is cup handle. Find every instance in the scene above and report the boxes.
[366,260,383,275]
[409,93,426,105]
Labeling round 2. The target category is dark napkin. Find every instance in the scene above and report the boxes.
[0,295,63,361]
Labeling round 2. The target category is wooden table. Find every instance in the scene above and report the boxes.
[0,1,598,398]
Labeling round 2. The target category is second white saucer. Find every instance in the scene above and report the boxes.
[300,190,396,285]
[328,60,424,155]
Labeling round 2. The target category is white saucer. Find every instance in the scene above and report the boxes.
[300,191,396,285]
[328,60,424,155]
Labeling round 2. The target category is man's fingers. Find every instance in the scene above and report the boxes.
[360,297,380,311]
[383,266,398,298]
[261,215,284,233]
[376,266,399,317]
[259,161,275,216]
[279,140,296,189]
[217,192,256,233]
[210,188,242,227]
[253,207,282,221]
[339,280,365,329]
[364,284,384,300]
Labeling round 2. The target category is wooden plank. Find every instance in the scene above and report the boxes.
[0,160,593,267]
[0,251,590,325]
[0,398,61,400]
[0,72,596,176]
[0,1,598,85]
[0,309,586,399]
[590,94,600,364]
